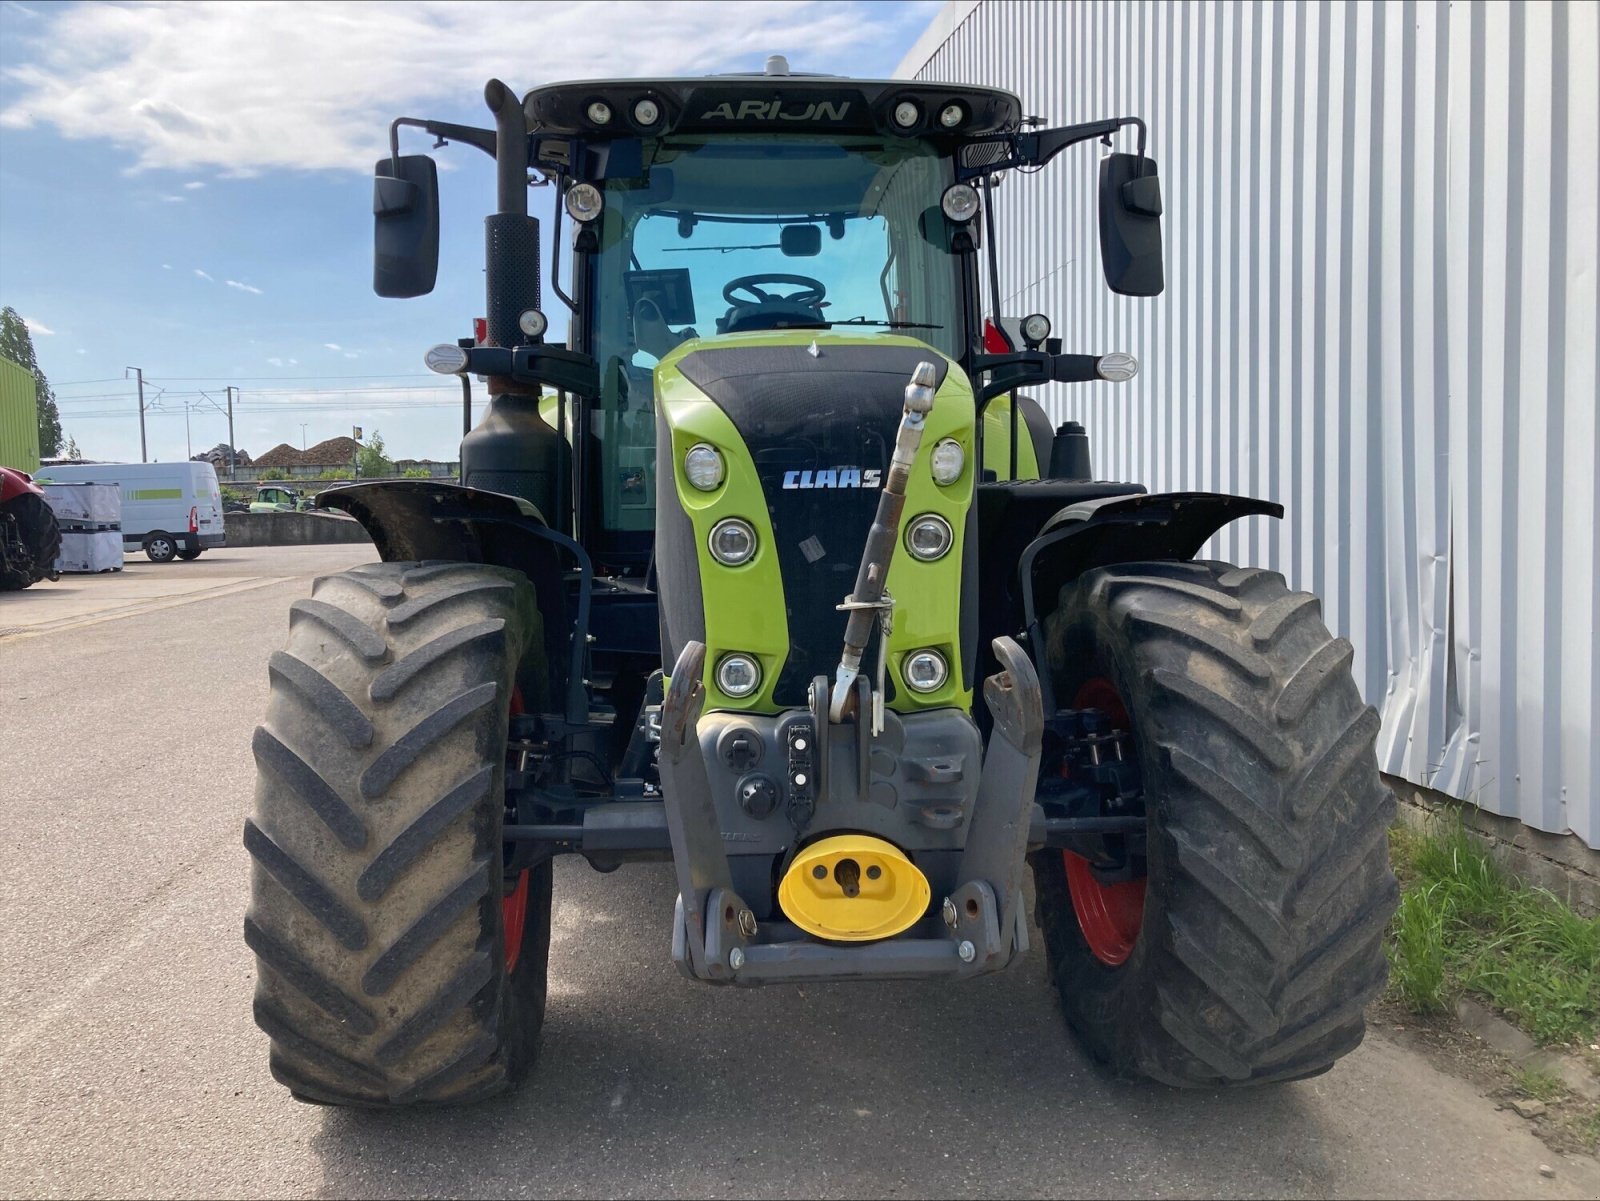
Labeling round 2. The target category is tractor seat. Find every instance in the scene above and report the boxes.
[717,302,828,334]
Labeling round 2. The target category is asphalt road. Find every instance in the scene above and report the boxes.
[2,544,1596,1199]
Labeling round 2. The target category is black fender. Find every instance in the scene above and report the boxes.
[1019,491,1283,712]
[317,481,591,722]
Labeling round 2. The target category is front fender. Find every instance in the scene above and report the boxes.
[1019,490,1282,709]
[317,481,591,722]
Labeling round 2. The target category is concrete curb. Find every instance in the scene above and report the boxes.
[1455,997,1600,1102]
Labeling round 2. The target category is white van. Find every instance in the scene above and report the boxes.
[34,461,226,562]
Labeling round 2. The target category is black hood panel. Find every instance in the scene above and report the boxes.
[676,344,949,705]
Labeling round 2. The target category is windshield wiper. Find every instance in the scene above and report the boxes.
[828,317,944,330]
[661,243,780,255]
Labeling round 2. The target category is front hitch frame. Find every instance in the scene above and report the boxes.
[659,636,1043,986]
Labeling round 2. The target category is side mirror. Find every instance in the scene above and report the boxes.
[781,224,822,257]
[373,155,439,298]
[1098,152,1164,296]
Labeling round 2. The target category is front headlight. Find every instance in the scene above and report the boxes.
[716,653,762,698]
[708,518,757,566]
[930,438,964,485]
[903,649,949,693]
[683,443,724,491]
[904,513,953,562]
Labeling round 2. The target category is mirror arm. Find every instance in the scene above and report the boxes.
[960,116,1149,181]
[388,118,497,169]
[1021,115,1146,169]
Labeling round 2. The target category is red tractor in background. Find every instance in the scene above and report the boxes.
[0,466,60,590]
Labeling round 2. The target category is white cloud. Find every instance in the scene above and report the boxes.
[161,263,172,269]
[323,342,342,351]
[160,193,185,202]
[226,279,263,294]
[21,316,53,335]
[76,348,86,354]
[194,268,213,281]
[0,1,928,174]
[267,357,284,366]
[183,180,205,189]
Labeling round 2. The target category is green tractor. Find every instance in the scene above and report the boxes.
[245,60,1397,1106]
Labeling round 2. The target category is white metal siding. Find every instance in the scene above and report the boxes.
[905,0,1600,848]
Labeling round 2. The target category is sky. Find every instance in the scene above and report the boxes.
[0,0,941,464]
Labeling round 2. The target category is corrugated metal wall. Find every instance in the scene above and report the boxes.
[0,356,41,473]
[906,0,1600,848]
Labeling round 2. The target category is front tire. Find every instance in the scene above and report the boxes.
[1031,560,1397,1087]
[245,560,552,1106]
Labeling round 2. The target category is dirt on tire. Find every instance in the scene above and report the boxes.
[1031,559,1399,1086]
[245,560,551,1106]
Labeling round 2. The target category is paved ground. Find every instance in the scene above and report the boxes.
[2,544,1596,1200]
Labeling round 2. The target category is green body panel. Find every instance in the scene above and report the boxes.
[132,487,184,501]
[536,393,574,441]
[980,395,1042,481]
[655,330,975,715]
[0,356,40,473]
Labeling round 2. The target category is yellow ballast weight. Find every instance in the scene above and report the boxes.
[778,834,931,942]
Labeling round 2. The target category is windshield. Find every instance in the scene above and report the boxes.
[587,134,961,533]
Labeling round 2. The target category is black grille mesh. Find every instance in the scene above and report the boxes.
[677,345,949,705]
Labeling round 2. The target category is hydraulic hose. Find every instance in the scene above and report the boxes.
[828,361,939,722]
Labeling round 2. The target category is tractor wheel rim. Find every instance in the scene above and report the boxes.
[1064,675,1146,967]
[1064,851,1145,966]
[502,868,530,972]
[503,684,528,973]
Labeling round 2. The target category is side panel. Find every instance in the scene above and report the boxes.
[979,395,1043,479]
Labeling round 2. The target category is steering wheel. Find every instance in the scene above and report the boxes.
[722,273,827,309]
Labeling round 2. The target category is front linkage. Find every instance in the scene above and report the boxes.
[660,634,1042,984]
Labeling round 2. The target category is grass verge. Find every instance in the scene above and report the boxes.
[1386,821,1599,1045]
[1384,820,1600,1153]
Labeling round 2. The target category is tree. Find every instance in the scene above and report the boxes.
[357,429,395,478]
[0,306,63,457]
[64,436,82,461]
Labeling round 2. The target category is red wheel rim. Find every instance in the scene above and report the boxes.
[502,868,530,972]
[1063,676,1146,967]
[503,685,529,972]
[1064,852,1145,966]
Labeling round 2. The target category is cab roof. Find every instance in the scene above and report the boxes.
[522,74,1022,142]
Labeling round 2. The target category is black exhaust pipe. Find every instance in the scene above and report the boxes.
[483,79,540,352]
